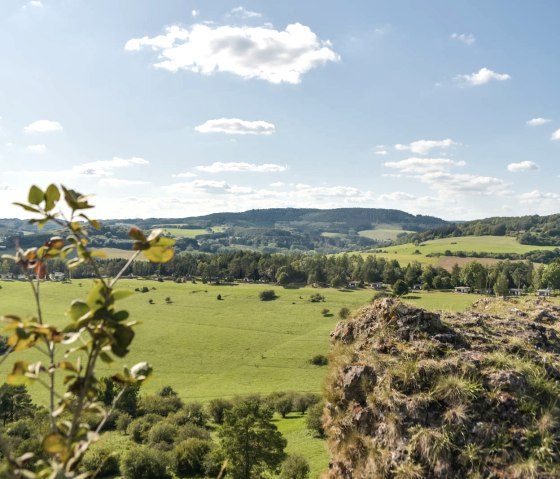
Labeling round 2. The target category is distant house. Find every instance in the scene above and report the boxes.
[412,283,423,291]
[509,288,523,296]
[454,286,471,294]
[49,272,65,282]
[371,282,384,290]
[347,281,360,289]
[537,288,553,297]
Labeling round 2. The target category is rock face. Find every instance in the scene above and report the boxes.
[323,297,560,479]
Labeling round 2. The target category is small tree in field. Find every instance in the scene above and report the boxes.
[259,290,278,301]
[393,279,409,297]
[0,184,175,477]
[219,398,286,479]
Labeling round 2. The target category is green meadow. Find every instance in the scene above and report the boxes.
[358,227,414,241]
[0,280,374,404]
[360,235,556,268]
[162,226,226,238]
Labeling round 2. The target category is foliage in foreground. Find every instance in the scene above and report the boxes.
[0,184,175,478]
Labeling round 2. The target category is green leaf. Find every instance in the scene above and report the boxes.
[44,184,60,211]
[28,185,44,205]
[7,361,30,385]
[142,244,174,263]
[99,351,114,364]
[12,202,41,213]
[42,433,68,455]
[112,290,133,301]
[113,310,130,322]
[67,300,90,321]
[111,325,134,358]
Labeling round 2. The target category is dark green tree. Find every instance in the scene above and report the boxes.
[219,398,286,479]
[0,384,35,425]
[392,279,409,297]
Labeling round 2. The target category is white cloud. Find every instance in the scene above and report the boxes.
[451,33,475,45]
[24,120,63,133]
[26,144,46,153]
[99,178,150,186]
[394,138,456,155]
[270,181,285,187]
[519,190,560,202]
[172,172,197,178]
[420,171,509,196]
[526,117,551,127]
[191,9,199,17]
[551,129,560,141]
[195,118,275,135]
[229,6,262,18]
[375,150,387,156]
[384,157,465,174]
[378,192,416,201]
[77,157,149,177]
[455,67,510,86]
[195,162,286,173]
[125,22,340,84]
[507,161,539,172]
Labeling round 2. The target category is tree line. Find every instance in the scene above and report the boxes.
[6,250,559,292]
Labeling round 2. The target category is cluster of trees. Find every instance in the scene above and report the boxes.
[0,382,321,479]
[400,213,560,247]
[6,249,560,293]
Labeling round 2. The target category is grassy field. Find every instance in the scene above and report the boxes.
[162,226,225,238]
[360,235,556,268]
[0,280,376,404]
[358,228,413,241]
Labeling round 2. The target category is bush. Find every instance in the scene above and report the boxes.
[128,414,161,443]
[310,355,328,366]
[321,308,330,316]
[138,393,183,416]
[338,307,350,319]
[306,401,325,437]
[272,393,293,418]
[292,393,320,415]
[177,423,211,442]
[279,454,310,479]
[259,289,278,301]
[147,422,179,451]
[309,293,325,302]
[175,401,209,427]
[115,411,132,434]
[81,444,120,477]
[120,446,171,479]
[207,398,233,424]
[217,293,222,300]
[173,438,212,477]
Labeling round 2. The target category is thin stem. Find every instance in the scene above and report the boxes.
[95,385,128,434]
[109,250,140,288]
[0,347,14,367]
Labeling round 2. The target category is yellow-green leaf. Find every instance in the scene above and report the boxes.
[28,185,44,205]
[143,245,174,263]
[42,433,68,455]
[67,300,90,321]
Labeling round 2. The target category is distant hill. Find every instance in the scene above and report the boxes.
[1,208,448,254]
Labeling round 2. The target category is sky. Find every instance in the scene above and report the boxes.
[0,0,559,220]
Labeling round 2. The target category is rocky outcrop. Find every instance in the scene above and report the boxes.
[323,297,560,479]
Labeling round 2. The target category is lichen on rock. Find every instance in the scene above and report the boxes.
[323,297,560,478]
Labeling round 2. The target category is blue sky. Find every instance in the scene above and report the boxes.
[0,0,559,220]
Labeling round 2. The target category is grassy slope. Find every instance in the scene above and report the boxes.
[359,235,556,268]
[358,228,413,241]
[0,280,374,404]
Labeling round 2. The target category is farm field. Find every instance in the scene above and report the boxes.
[162,226,226,238]
[361,235,557,268]
[358,228,413,241]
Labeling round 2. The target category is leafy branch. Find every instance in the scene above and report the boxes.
[0,184,175,478]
